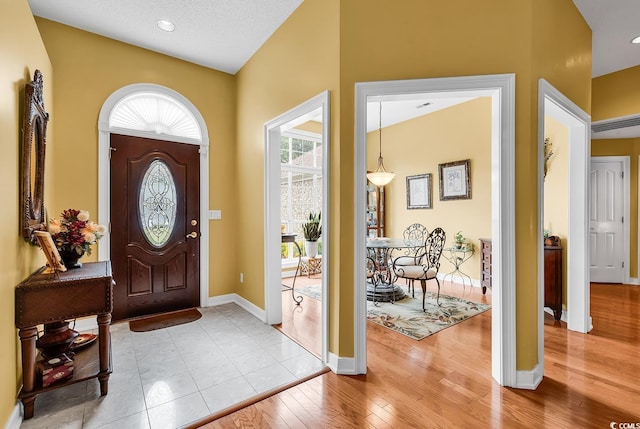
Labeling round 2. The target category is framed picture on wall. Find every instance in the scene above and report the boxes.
[406,173,432,209]
[439,159,471,200]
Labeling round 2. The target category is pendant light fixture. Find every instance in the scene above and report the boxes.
[366,100,396,187]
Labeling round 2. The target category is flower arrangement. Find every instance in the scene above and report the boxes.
[48,209,106,256]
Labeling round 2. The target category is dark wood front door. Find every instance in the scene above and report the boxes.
[110,134,200,321]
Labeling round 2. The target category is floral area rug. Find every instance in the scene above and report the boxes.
[294,284,322,301]
[367,291,491,340]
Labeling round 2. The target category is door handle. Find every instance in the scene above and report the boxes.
[186,232,198,239]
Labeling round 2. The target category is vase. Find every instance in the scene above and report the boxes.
[305,241,318,258]
[36,321,78,358]
[58,248,84,269]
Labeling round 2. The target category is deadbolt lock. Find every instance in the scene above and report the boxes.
[191,219,198,226]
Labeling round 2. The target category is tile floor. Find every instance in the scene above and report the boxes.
[20,303,325,429]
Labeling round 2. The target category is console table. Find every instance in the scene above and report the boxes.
[544,245,563,321]
[15,261,114,419]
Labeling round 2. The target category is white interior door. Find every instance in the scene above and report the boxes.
[590,158,625,283]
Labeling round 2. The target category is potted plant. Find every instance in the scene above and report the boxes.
[454,231,465,249]
[302,211,322,257]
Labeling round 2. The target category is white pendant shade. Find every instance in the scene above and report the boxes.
[367,155,396,187]
[367,170,396,187]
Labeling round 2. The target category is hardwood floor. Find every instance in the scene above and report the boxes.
[200,282,639,428]
[277,275,322,357]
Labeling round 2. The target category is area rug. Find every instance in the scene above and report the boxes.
[129,308,202,332]
[295,284,322,301]
[367,291,491,340]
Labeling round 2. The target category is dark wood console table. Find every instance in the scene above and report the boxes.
[15,261,114,419]
[544,245,563,321]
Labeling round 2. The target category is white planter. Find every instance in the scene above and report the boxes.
[305,241,319,258]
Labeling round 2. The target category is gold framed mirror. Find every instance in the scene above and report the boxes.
[21,70,48,243]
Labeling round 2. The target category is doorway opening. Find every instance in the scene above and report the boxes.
[264,91,330,364]
[354,75,517,386]
[537,79,591,382]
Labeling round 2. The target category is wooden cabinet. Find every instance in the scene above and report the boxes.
[366,184,385,237]
[544,245,563,321]
[15,261,114,419]
[479,239,492,294]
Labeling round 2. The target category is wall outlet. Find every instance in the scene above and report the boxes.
[240,273,244,283]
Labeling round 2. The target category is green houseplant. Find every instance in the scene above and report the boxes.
[302,211,321,257]
[454,231,465,249]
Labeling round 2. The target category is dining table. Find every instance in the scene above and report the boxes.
[366,237,423,303]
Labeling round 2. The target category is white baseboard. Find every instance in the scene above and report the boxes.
[206,293,266,323]
[627,277,639,285]
[543,307,568,324]
[515,363,543,390]
[436,273,481,288]
[73,316,98,333]
[327,352,357,375]
[4,402,22,429]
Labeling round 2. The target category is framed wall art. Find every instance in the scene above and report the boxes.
[406,173,432,209]
[34,231,67,273]
[439,159,471,200]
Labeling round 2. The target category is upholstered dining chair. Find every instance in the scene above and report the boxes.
[394,223,429,297]
[392,227,446,311]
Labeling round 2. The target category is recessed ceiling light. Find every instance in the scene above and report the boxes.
[156,20,175,32]
[631,35,640,44]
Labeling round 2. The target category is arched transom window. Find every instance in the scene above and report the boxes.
[109,92,200,139]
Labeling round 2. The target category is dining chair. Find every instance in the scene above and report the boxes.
[394,223,429,297]
[392,227,446,311]
[366,255,383,305]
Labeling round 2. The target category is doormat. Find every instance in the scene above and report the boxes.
[367,291,491,340]
[129,308,202,332]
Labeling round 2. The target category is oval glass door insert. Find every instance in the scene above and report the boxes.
[139,159,177,247]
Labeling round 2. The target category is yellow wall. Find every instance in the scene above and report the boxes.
[591,139,640,279]
[543,116,569,306]
[235,0,340,344]
[340,0,591,367]
[368,98,492,279]
[34,19,239,298]
[0,0,54,424]
[592,66,640,121]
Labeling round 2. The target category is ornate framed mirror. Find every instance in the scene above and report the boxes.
[21,70,48,243]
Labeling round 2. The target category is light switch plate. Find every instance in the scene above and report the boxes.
[209,210,221,220]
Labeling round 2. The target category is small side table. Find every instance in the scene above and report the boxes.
[300,256,322,277]
[442,247,475,287]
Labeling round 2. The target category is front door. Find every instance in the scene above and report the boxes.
[110,134,200,320]
[590,158,625,283]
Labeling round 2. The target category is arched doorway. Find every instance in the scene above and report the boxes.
[97,84,210,312]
